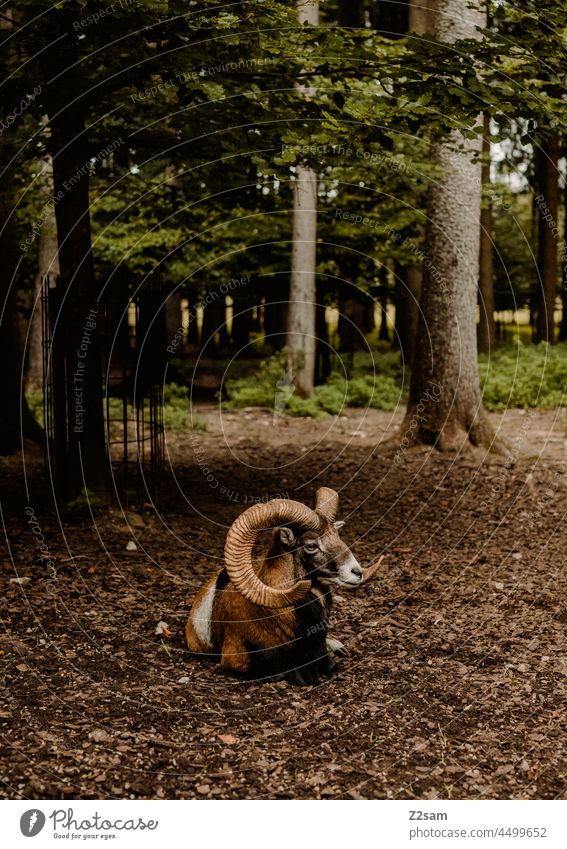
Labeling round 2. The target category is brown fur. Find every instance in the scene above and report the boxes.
[186,532,312,674]
[186,513,360,682]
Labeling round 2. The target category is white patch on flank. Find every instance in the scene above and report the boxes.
[192,584,216,648]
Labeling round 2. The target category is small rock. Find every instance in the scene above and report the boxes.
[10,576,31,585]
[89,729,110,743]
[178,676,191,684]
[196,784,210,795]
[126,540,137,551]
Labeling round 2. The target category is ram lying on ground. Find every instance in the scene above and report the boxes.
[186,487,382,685]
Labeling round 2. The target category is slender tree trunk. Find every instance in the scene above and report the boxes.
[264,278,289,349]
[0,12,43,452]
[558,180,567,343]
[201,295,221,353]
[409,0,434,32]
[402,0,494,450]
[0,183,44,452]
[378,286,390,341]
[43,15,109,501]
[390,3,428,366]
[26,134,60,392]
[535,134,559,344]
[338,0,364,28]
[315,295,331,385]
[478,117,496,353]
[186,296,200,349]
[394,263,422,366]
[231,287,252,352]
[286,0,318,396]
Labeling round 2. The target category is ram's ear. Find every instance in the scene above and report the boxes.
[333,520,345,530]
[278,527,296,548]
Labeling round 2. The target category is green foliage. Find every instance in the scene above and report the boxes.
[224,351,406,417]
[224,343,567,417]
[28,385,206,435]
[479,344,567,410]
[27,390,44,427]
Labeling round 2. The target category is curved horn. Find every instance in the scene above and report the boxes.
[315,487,339,524]
[224,499,320,608]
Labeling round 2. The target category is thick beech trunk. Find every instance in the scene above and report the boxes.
[402,0,494,450]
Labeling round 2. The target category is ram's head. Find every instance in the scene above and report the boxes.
[224,487,381,607]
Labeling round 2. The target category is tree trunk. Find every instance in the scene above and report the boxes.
[535,134,559,344]
[286,0,318,396]
[378,266,390,341]
[231,287,252,352]
[558,180,567,342]
[394,263,422,366]
[26,129,60,392]
[402,0,494,450]
[478,116,496,353]
[315,291,331,384]
[186,296,200,349]
[43,16,109,501]
[408,0,434,32]
[338,0,364,28]
[0,182,44,452]
[0,12,43,452]
[201,295,224,353]
[390,4,428,367]
[263,278,289,349]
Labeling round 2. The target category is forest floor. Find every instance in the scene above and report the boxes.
[2,404,567,800]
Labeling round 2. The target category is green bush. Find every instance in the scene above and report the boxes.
[479,343,567,410]
[27,384,206,434]
[224,351,406,416]
[27,390,44,426]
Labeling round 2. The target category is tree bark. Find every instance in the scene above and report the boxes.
[231,286,253,352]
[338,0,364,28]
[201,294,227,353]
[26,132,60,392]
[286,0,318,396]
[478,117,496,353]
[0,11,43,452]
[0,182,44,452]
[534,134,559,344]
[558,180,567,343]
[394,263,422,366]
[263,278,289,349]
[408,0,434,32]
[43,15,109,501]
[402,0,494,450]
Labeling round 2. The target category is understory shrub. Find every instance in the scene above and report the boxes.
[224,351,406,417]
[479,343,567,410]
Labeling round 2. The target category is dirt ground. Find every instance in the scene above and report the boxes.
[2,404,567,800]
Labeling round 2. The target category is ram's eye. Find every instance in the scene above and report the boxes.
[303,543,318,554]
